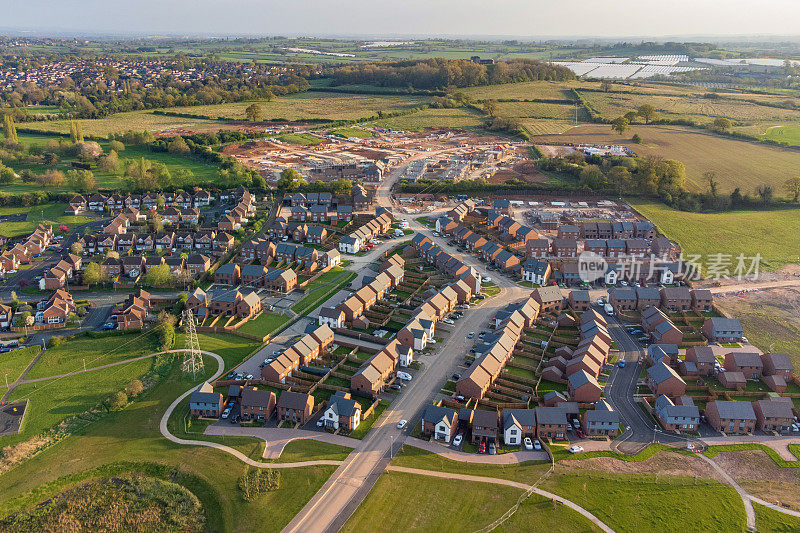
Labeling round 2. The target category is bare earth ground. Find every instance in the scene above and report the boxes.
[694,264,800,290]
[714,450,800,510]
[553,452,725,483]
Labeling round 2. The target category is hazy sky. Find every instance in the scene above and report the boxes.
[2,0,799,39]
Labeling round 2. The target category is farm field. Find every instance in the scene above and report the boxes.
[369,107,485,131]
[579,90,800,127]
[760,124,800,147]
[20,110,223,137]
[341,470,600,533]
[540,471,746,532]
[158,91,430,122]
[629,200,800,271]
[534,124,800,192]
[0,202,95,237]
[0,358,335,533]
[460,80,579,101]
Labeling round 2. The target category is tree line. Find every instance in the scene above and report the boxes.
[328,58,575,91]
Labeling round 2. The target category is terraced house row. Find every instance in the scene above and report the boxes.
[336,263,404,327]
[213,263,297,293]
[81,229,235,256]
[339,210,393,254]
[0,224,53,274]
[240,237,341,271]
[410,233,482,295]
[611,286,713,314]
[350,339,413,397]
[541,309,611,404]
[66,188,213,215]
[260,324,335,383]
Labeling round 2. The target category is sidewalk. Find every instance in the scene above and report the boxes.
[701,435,800,461]
[403,436,549,463]
[204,425,361,459]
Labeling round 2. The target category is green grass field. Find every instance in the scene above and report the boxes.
[173,332,261,369]
[0,359,335,532]
[276,132,325,145]
[236,312,291,338]
[754,502,800,532]
[1,133,221,194]
[329,126,373,139]
[292,271,357,315]
[0,347,40,385]
[20,111,223,137]
[159,92,429,122]
[629,200,800,271]
[0,202,95,237]
[271,439,353,463]
[342,470,601,533]
[761,124,800,147]
[541,471,746,532]
[26,331,162,380]
[391,446,549,484]
[534,124,800,193]
[4,356,154,447]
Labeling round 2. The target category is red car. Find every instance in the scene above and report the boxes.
[478,442,486,454]
[576,429,587,439]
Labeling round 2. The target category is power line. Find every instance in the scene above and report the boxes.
[181,310,203,378]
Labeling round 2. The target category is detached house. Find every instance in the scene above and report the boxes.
[323,392,362,431]
[503,409,536,445]
[421,405,458,443]
[190,382,222,418]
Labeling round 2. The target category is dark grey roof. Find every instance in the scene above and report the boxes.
[535,406,567,426]
[711,400,756,420]
[216,263,238,274]
[568,370,598,390]
[647,361,683,384]
[503,408,536,429]
[241,388,274,408]
[328,392,360,417]
[277,390,311,410]
[754,399,793,419]
[471,408,498,429]
[422,404,457,426]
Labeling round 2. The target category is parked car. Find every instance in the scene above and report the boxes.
[442,318,454,325]
[618,360,626,368]
[467,332,475,338]
[453,434,463,447]
[576,429,587,439]
[568,445,584,454]
[102,322,115,330]
[533,439,542,450]
[245,374,253,380]
[478,441,486,454]
[482,276,492,282]
[397,420,407,429]
[452,373,461,381]
[317,417,325,427]
[488,443,496,455]
[523,437,533,450]
[221,408,231,419]
[397,371,413,381]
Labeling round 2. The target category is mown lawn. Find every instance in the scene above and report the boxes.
[342,470,600,533]
[268,439,353,463]
[236,312,290,338]
[26,331,162,380]
[541,470,746,533]
[629,200,800,271]
[174,332,261,369]
[0,202,94,237]
[0,358,336,533]
[292,271,357,315]
[0,346,40,384]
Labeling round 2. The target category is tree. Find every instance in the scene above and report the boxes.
[704,171,719,197]
[158,322,175,351]
[600,80,613,92]
[83,262,101,285]
[168,136,190,154]
[637,104,657,124]
[712,117,733,133]
[245,103,263,122]
[277,168,305,190]
[70,242,83,256]
[3,114,18,144]
[624,111,638,124]
[106,250,120,260]
[0,165,15,184]
[756,184,774,205]
[579,165,606,189]
[108,391,128,411]
[109,140,125,152]
[10,291,19,311]
[631,133,642,144]
[146,264,173,287]
[482,99,499,117]
[611,116,629,135]
[98,150,120,172]
[783,176,800,202]
[125,380,144,397]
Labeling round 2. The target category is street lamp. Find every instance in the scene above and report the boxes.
[389,435,394,457]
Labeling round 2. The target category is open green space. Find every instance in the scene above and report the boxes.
[342,470,601,533]
[0,346,40,385]
[276,132,325,145]
[329,127,373,139]
[3,356,154,447]
[270,439,353,463]
[0,357,336,533]
[760,124,800,147]
[629,199,800,271]
[541,471,746,532]
[159,91,429,122]
[292,271,357,315]
[370,107,485,131]
[174,332,261,369]
[26,330,162,380]
[534,124,800,194]
[754,502,800,532]
[391,445,549,484]
[19,110,223,138]
[0,202,95,237]
[236,312,291,338]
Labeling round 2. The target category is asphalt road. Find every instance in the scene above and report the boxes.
[283,166,528,533]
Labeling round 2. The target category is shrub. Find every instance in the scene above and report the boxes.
[237,468,280,501]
